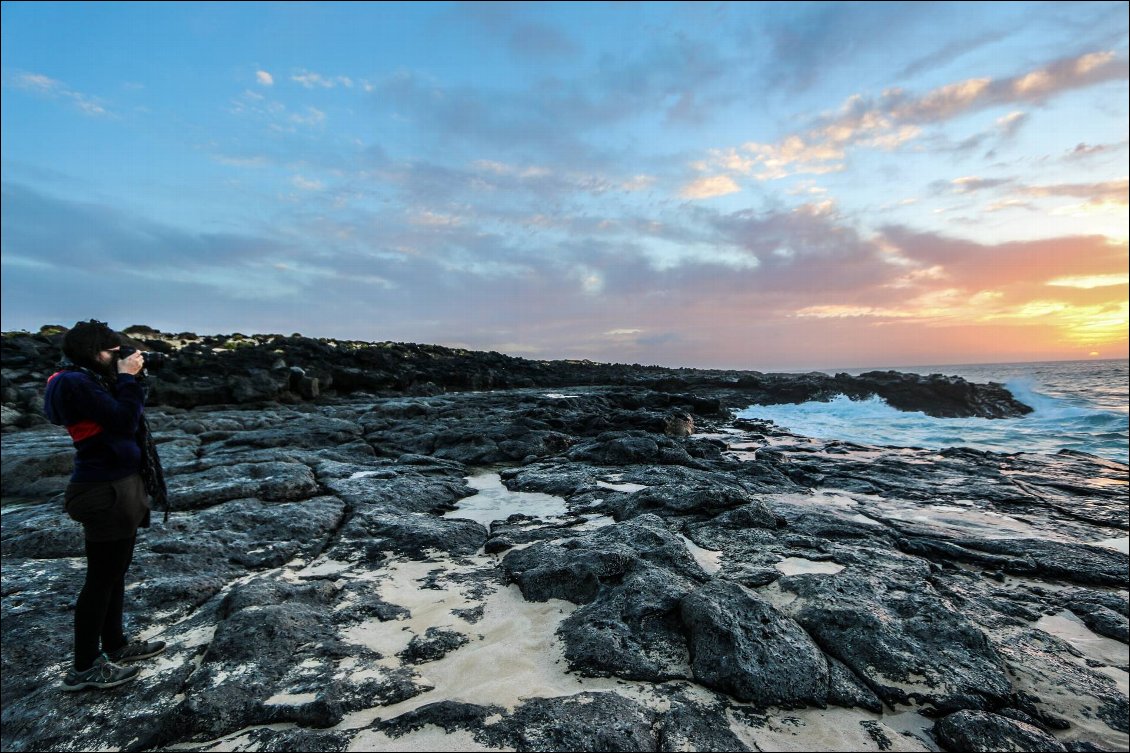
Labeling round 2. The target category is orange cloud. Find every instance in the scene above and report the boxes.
[1021,179,1129,207]
[702,51,1128,181]
[819,230,1130,353]
[1047,274,1130,289]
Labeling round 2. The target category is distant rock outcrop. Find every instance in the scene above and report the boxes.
[1,325,1032,434]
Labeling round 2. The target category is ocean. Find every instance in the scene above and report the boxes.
[737,358,1129,463]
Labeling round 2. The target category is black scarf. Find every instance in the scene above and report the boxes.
[64,361,171,522]
[137,413,170,523]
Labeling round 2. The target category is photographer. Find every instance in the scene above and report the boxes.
[43,320,168,691]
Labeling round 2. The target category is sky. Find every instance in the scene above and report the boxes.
[2,1,1127,370]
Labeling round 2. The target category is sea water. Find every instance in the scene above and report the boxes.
[737,359,1129,462]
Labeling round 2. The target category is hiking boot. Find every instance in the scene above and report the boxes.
[107,639,166,663]
[61,654,139,692]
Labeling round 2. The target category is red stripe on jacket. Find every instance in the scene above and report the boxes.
[67,420,104,442]
[47,371,105,442]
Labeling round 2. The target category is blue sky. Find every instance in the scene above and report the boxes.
[2,1,1127,369]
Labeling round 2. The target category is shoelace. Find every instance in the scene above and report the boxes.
[94,653,125,679]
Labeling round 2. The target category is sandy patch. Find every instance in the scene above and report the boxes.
[775,557,845,576]
[680,534,722,574]
[728,706,934,752]
[1036,610,1130,675]
[447,472,569,528]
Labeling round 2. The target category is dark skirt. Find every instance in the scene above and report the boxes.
[64,474,151,542]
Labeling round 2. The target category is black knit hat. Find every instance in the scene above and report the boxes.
[62,319,121,368]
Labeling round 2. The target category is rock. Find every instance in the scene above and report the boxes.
[501,514,707,604]
[170,461,321,510]
[779,554,1015,713]
[995,627,1129,737]
[503,692,659,752]
[934,709,1068,752]
[1,404,23,430]
[664,411,694,437]
[3,327,1127,753]
[679,579,830,708]
[0,428,75,497]
[334,507,487,560]
[165,577,421,741]
[1060,589,1130,643]
[607,477,777,522]
[651,686,755,752]
[559,565,696,681]
[961,538,1129,588]
[399,627,470,664]
[827,654,884,713]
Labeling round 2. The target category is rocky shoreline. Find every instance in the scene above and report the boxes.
[1,327,1126,752]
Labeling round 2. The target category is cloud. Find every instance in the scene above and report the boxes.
[702,50,1128,181]
[948,176,1015,193]
[471,160,552,180]
[888,51,1126,121]
[995,111,1028,139]
[287,106,327,128]
[455,3,578,61]
[4,178,1126,368]
[367,27,746,168]
[879,226,1129,292]
[408,210,463,227]
[1019,179,1128,206]
[292,70,354,89]
[680,175,741,199]
[897,31,1007,79]
[371,71,590,162]
[944,177,1129,214]
[1065,141,1129,160]
[1046,273,1129,289]
[781,229,1129,350]
[248,166,1123,357]
[621,175,657,192]
[795,304,918,320]
[292,175,324,191]
[214,154,271,168]
[0,183,294,274]
[7,71,110,116]
[759,2,925,92]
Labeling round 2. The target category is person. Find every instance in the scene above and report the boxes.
[43,319,168,691]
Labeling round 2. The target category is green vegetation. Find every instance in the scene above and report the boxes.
[220,339,257,351]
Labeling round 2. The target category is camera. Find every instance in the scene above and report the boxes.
[116,345,168,372]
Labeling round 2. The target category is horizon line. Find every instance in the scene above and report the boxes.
[3,324,1125,376]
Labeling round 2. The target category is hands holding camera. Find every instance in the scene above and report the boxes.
[101,347,144,376]
[100,345,167,376]
[116,349,145,376]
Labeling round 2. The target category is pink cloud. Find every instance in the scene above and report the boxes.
[707,51,1128,182]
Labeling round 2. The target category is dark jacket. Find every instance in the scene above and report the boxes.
[44,368,145,483]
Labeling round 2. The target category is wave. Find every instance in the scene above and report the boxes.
[738,388,1128,461]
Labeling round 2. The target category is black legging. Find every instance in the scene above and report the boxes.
[74,536,136,671]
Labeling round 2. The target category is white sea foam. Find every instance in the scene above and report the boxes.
[738,359,1128,461]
